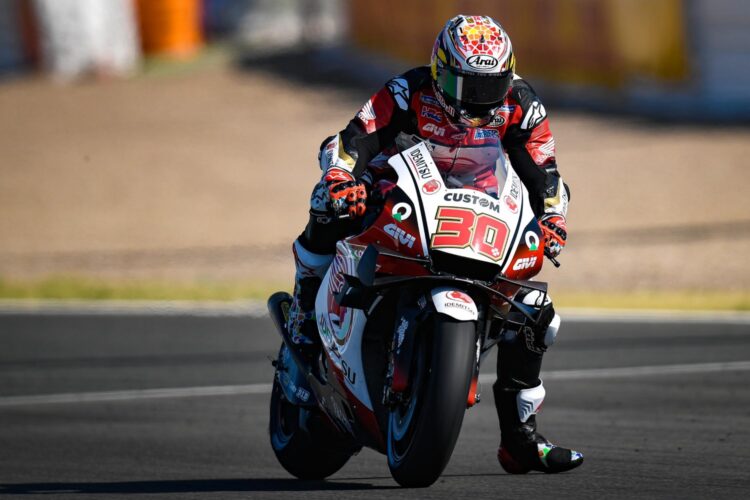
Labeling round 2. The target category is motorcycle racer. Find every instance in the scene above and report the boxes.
[287,15,581,474]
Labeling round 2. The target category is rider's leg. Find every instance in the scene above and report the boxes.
[492,292,584,473]
[288,180,358,347]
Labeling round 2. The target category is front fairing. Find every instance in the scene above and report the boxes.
[387,138,544,279]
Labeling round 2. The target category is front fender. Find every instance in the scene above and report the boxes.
[430,287,478,321]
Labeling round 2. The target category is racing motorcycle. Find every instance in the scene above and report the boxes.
[267,135,560,487]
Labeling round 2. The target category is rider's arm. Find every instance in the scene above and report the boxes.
[503,78,570,219]
[318,73,419,182]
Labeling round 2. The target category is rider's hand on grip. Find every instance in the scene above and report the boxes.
[540,214,567,258]
[325,169,367,219]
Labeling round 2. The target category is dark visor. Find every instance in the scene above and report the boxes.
[436,66,512,107]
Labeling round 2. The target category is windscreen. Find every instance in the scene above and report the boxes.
[423,137,508,198]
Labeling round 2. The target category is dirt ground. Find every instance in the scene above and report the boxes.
[1,63,749,292]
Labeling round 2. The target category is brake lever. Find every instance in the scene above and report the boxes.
[544,249,561,268]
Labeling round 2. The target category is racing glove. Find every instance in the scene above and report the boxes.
[540,214,567,258]
[325,169,367,219]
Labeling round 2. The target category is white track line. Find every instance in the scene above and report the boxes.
[2,360,749,408]
[0,384,273,407]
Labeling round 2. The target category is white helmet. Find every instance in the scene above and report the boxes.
[431,15,516,127]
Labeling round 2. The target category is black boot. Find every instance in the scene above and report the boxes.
[493,300,583,474]
[496,386,583,474]
[287,275,322,359]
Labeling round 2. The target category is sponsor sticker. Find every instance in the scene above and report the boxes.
[488,114,506,127]
[356,99,376,123]
[420,94,440,106]
[391,202,412,222]
[521,101,547,130]
[473,128,499,140]
[466,54,499,70]
[421,106,443,122]
[422,179,441,194]
[525,231,540,251]
[423,122,445,137]
[443,192,501,213]
[504,195,518,213]
[447,290,471,303]
[295,387,311,402]
[384,223,416,248]
[408,147,433,179]
[512,256,538,271]
[509,174,521,199]
[387,77,409,110]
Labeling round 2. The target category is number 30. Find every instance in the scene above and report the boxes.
[431,207,509,262]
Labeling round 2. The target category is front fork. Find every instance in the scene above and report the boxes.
[382,292,425,408]
[382,289,483,409]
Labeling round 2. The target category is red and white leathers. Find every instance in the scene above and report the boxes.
[319,66,569,222]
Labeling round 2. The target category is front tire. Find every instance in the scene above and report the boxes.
[269,364,355,479]
[387,316,476,487]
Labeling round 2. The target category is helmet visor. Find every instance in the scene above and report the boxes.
[436,66,512,108]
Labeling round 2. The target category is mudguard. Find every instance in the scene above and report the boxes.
[430,287,479,321]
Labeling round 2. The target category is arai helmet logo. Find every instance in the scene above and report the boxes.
[466,54,499,70]
[391,202,412,222]
[422,179,441,194]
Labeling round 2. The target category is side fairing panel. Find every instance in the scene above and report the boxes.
[315,241,374,411]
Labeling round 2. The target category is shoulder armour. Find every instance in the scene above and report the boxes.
[511,77,547,130]
[385,66,432,111]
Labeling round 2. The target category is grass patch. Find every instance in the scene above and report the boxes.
[0,276,286,302]
[139,43,233,79]
[555,290,750,311]
[1,276,748,311]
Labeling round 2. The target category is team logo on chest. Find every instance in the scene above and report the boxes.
[421,106,443,123]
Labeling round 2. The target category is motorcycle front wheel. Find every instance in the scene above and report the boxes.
[386,315,476,487]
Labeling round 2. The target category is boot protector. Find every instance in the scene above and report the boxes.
[287,238,331,348]
[288,276,321,347]
[497,384,584,474]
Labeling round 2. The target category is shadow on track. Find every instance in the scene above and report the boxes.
[0,478,399,495]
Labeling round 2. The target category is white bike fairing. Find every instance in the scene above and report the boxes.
[315,140,540,414]
[387,141,536,273]
[316,241,374,411]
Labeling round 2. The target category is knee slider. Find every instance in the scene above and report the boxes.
[518,289,560,349]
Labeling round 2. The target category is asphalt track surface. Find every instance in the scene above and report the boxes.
[1,306,749,499]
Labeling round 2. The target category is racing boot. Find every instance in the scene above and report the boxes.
[493,292,583,473]
[287,239,332,359]
[496,384,584,474]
